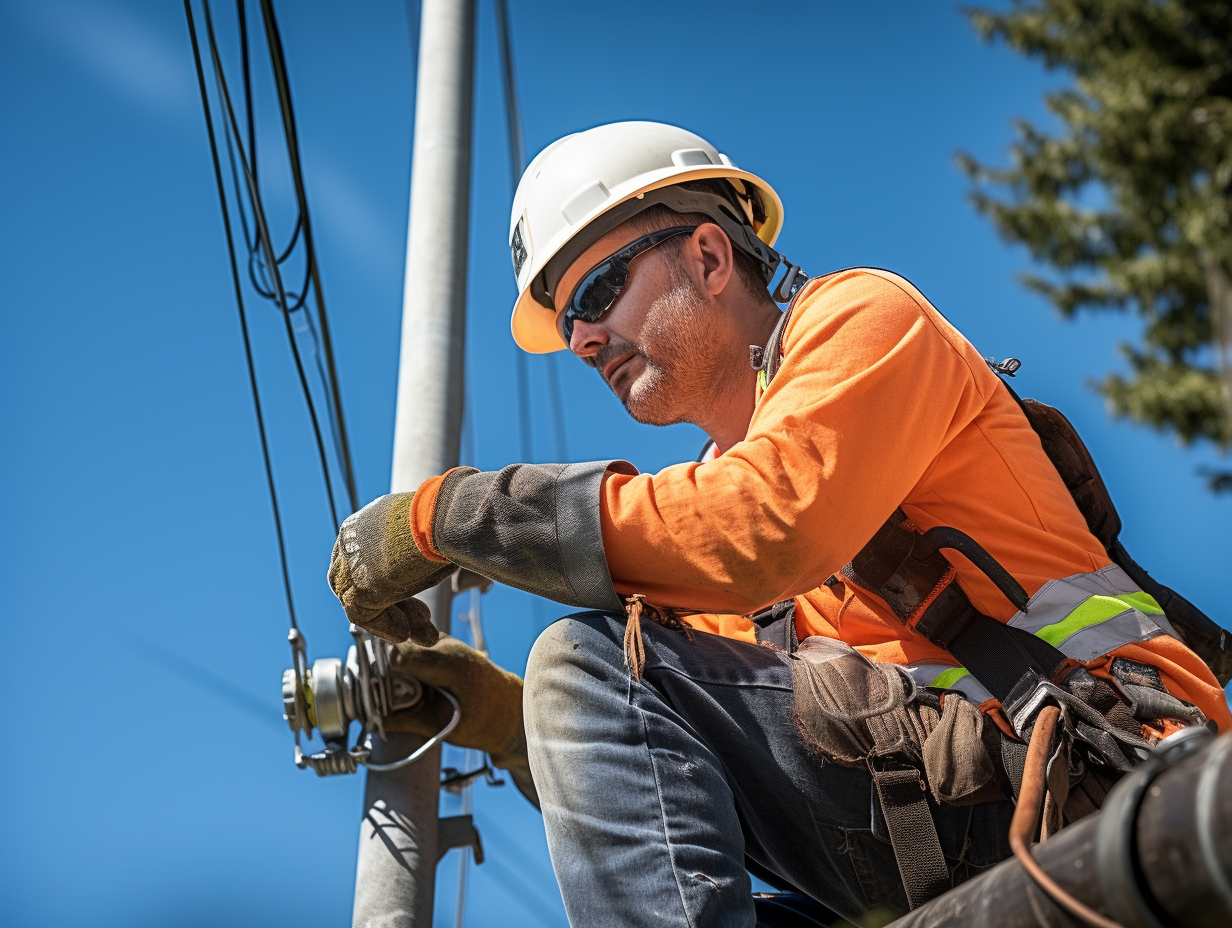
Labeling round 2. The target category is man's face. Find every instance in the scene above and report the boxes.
[554,223,728,427]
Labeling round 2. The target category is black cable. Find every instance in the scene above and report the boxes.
[494,0,525,193]
[403,0,421,86]
[185,0,299,630]
[258,0,359,512]
[202,0,344,530]
[515,349,534,462]
[216,0,359,525]
[496,0,570,463]
[494,0,534,465]
[238,0,256,204]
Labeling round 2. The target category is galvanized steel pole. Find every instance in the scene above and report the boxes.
[352,1,475,925]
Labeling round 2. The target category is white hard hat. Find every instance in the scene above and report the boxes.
[508,121,786,353]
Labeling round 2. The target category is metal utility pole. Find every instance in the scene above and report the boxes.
[352,1,476,925]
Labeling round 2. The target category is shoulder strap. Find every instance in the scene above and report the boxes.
[763,276,820,386]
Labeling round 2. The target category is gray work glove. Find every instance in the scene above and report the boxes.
[328,492,456,645]
[385,635,538,808]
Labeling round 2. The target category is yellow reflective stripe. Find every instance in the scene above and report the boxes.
[1115,591,1164,616]
[929,667,970,689]
[1035,593,1165,648]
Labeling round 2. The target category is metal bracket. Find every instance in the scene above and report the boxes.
[436,814,484,865]
[985,356,1022,377]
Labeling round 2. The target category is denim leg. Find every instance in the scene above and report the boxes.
[525,613,756,927]
[523,612,1014,927]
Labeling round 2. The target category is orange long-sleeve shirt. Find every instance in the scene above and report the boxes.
[597,269,1230,729]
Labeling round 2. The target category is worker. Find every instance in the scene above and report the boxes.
[329,122,1231,926]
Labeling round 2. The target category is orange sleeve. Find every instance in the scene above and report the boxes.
[599,272,991,614]
[408,471,454,563]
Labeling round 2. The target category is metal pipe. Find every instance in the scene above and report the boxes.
[353,1,475,925]
[887,731,1232,928]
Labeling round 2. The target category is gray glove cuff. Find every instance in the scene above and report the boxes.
[432,461,633,612]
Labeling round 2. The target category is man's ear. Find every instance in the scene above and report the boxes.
[690,222,734,298]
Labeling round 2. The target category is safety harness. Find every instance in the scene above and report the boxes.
[748,273,1229,908]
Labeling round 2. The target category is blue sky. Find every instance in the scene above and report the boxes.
[2,1,1229,926]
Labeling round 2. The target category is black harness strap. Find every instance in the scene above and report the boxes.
[871,764,952,908]
[839,508,1068,705]
[750,599,799,653]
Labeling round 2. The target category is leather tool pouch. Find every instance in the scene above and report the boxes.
[790,637,1006,807]
[791,636,1008,907]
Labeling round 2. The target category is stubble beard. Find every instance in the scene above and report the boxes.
[619,270,734,427]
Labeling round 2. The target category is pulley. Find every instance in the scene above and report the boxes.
[281,623,460,776]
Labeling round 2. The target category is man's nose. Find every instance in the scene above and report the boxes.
[569,318,609,359]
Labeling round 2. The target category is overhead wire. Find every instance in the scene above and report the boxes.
[257,0,360,512]
[192,5,565,921]
[197,0,362,541]
[185,0,300,630]
[202,3,347,534]
[495,0,568,464]
[493,0,533,464]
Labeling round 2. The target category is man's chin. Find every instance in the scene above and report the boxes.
[619,379,684,427]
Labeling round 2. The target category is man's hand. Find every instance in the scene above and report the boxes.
[386,635,538,807]
[328,492,456,644]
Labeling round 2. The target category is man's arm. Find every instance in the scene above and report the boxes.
[332,272,992,641]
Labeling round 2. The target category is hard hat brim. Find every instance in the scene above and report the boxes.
[510,166,783,354]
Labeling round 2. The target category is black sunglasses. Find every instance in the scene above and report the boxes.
[558,225,698,346]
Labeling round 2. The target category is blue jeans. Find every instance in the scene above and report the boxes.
[523,612,1014,927]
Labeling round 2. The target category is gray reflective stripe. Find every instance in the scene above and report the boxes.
[1049,608,1178,663]
[556,460,628,612]
[904,662,995,706]
[1008,563,1177,662]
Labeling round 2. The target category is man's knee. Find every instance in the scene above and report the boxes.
[524,612,625,734]
[526,611,620,685]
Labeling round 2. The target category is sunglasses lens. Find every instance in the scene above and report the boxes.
[560,262,624,345]
[557,227,695,349]
[575,263,623,320]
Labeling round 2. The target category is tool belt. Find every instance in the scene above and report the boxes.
[752,496,1213,909]
[790,636,1001,908]
[782,621,1207,909]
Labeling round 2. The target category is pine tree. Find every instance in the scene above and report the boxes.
[960,0,1232,490]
